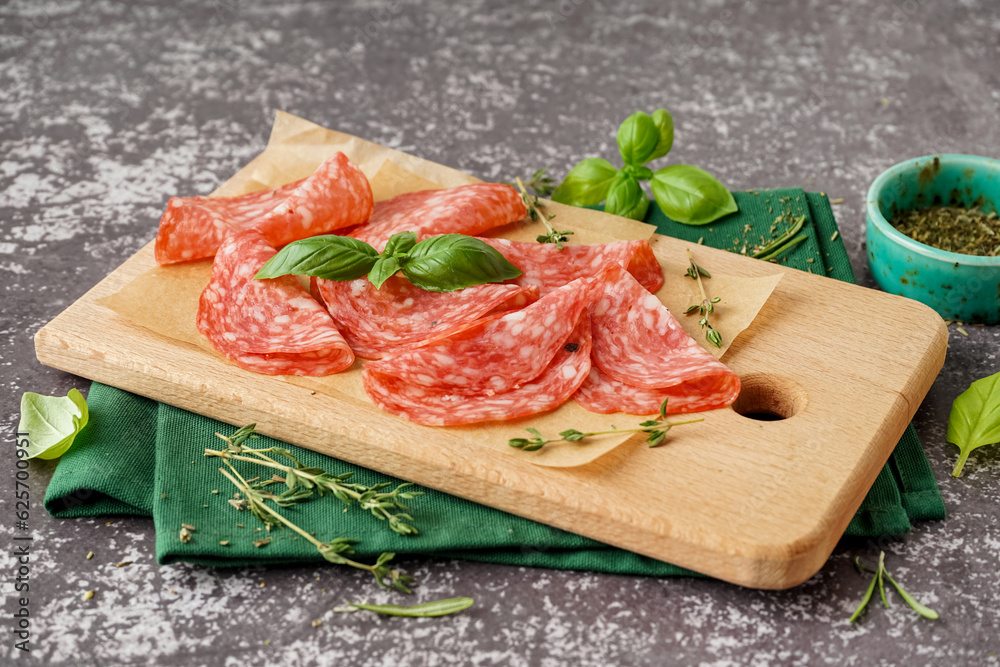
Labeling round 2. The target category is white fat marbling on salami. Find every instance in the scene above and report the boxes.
[315,275,539,359]
[364,278,591,394]
[478,237,664,295]
[351,183,526,250]
[196,230,354,375]
[583,264,740,412]
[363,315,591,426]
[155,152,373,264]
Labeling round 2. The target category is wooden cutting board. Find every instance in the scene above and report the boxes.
[34,228,946,589]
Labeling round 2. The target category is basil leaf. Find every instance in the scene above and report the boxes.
[551,158,618,206]
[647,108,674,161]
[19,388,89,460]
[650,164,737,225]
[402,234,522,292]
[368,256,401,289]
[605,172,650,221]
[254,236,379,281]
[616,111,660,166]
[946,371,1000,477]
[348,597,474,618]
[383,231,418,258]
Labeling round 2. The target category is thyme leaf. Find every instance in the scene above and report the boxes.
[514,176,574,249]
[684,250,723,348]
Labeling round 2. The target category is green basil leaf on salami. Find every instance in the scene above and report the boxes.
[254,235,379,281]
[382,231,418,258]
[368,255,401,289]
[401,234,522,292]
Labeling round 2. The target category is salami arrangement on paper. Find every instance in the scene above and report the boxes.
[155,152,373,264]
[162,156,739,425]
[197,230,354,376]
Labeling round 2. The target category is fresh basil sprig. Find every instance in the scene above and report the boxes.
[255,232,522,293]
[552,109,737,225]
[946,370,1000,477]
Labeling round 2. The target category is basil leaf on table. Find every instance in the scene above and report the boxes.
[647,108,674,161]
[368,255,401,289]
[401,234,522,292]
[254,235,378,281]
[649,164,737,225]
[346,597,474,618]
[383,231,418,257]
[19,388,89,460]
[616,111,660,166]
[604,172,650,221]
[551,157,619,206]
[946,370,1000,477]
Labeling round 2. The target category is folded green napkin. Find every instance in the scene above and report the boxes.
[44,190,945,575]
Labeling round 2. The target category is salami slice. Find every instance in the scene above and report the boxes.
[197,230,354,376]
[156,152,373,264]
[365,278,592,394]
[315,275,539,359]
[574,365,738,415]
[351,183,526,250]
[480,237,664,294]
[583,264,739,411]
[363,314,592,426]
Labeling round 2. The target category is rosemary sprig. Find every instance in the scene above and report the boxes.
[849,551,939,622]
[683,250,722,348]
[751,214,807,261]
[217,461,415,593]
[508,399,702,451]
[514,176,574,249]
[206,425,422,536]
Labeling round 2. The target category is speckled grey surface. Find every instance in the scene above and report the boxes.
[2,0,999,664]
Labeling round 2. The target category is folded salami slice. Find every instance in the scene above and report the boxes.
[365,278,592,395]
[363,314,592,426]
[156,152,373,264]
[197,230,354,376]
[479,237,664,294]
[574,365,738,415]
[351,183,526,250]
[583,264,739,413]
[314,275,539,359]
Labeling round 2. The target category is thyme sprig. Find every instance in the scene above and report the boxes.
[849,551,939,622]
[508,399,702,451]
[206,425,422,536]
[510,168,556,197]
[514,176,574,249]
[217,461,415,593]
[683,250,723,348]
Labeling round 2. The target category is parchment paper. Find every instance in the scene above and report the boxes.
[99,111,778,468]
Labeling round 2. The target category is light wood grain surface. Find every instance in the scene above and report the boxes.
[34,227,947,589]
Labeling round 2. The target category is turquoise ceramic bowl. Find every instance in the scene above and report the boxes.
[866,154,1000,323]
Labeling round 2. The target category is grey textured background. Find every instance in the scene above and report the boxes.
[2,1,1000,665]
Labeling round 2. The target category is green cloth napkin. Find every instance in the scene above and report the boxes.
[44,190,945,576]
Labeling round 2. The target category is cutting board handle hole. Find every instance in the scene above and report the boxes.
[731,373,807,421]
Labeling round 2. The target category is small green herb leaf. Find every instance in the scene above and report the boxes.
[946,371,1000,477]
[849,567,880,623]
[647,109,675,161]
[19,388,89,460]
[401,235,522,292]
[346,597,474,618]
[551,158,619,206]
[884,572,939,620]
[255,236,379,281]
[368,256,401,289]
[605,172,650,221]
[650,165,738,225]
[383,231,418,258]
[616,111,660,166]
